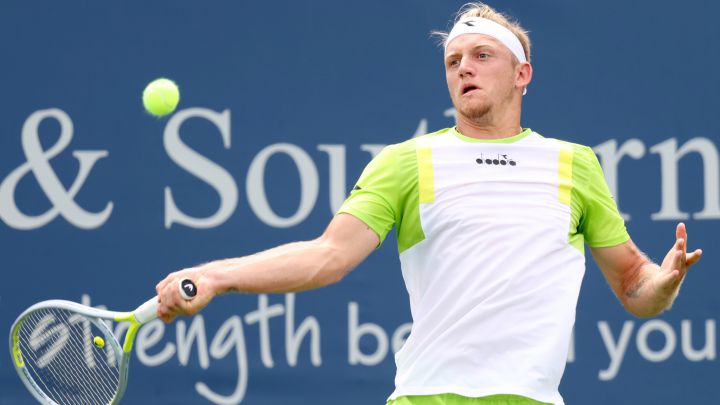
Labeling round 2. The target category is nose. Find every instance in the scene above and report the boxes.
[458,57,474,77]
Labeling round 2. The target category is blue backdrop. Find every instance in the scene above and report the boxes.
[1,1,718,404]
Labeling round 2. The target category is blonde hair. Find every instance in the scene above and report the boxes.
[434,2,532,63]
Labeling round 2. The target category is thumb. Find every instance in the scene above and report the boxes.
[655,269,680,294]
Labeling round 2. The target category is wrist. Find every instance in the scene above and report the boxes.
[640,273,676,316]
[203,267,233,296]
[624,271,671,317]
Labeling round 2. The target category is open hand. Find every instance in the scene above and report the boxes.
[652,223,702,298]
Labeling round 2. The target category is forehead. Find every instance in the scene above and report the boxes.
[445,33,507,57]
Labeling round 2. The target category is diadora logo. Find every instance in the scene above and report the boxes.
[475,153,517,166]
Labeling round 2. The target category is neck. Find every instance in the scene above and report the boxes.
[455,117,523,139]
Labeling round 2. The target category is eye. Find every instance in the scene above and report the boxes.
[447,58,460,68]
[478,52,490,60]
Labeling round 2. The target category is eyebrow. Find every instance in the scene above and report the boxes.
[445,44,497,60]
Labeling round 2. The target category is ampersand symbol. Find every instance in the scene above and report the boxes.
[0,109,113,230]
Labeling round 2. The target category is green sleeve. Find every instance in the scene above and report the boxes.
[337,139,418,247]
[573,145,630,248]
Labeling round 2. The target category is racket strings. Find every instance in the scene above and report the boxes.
[18,308,122,404]
[20,316,102,405]
[22,312,95,402]
[20,309,117,405]
[27,308,121,401]
[21,309,120,404]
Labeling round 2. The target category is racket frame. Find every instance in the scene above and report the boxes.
[9,297,158,405]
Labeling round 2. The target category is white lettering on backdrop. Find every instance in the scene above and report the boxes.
[79,294,717,404]
[0,109,112,229]
[1,107,719,230]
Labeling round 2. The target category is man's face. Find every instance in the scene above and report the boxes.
[444,34,520,122]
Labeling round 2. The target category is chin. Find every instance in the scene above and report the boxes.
[457,102,491,122]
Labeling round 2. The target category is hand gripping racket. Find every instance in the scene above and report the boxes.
[9,278,197,404]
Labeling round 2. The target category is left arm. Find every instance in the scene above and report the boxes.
[591,222,703,318]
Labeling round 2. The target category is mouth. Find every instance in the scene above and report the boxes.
[462,84,480,95]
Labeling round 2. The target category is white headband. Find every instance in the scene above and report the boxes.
[445,17,527,64]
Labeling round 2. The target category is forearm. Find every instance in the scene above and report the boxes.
[200,238,351,296]
[156,214,378,323]
[622,261,678,318]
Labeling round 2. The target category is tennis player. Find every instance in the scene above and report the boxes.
[156,3,703,404]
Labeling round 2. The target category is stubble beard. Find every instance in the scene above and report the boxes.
[456,97,493,125]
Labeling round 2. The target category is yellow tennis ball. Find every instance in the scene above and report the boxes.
[142,78,180,116]
[93,336,105,348]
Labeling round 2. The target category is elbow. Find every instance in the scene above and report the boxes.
[314,240,354,287]
[324,270,347,286]
[324,249,353,285]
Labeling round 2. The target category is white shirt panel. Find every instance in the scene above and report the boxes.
[390,132,584,405]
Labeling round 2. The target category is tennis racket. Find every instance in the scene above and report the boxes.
[9,278,197,404]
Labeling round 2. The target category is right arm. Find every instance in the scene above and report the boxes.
[156,213,378,323]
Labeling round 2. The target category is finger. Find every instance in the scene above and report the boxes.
[673,250,686,275]
[160,282,181,312]
[675,237,685,252]
[676,222,686,241]
[657,269,680,291]
[160,314,175,324]
[174,288,208,317]
[155,279,164,295]
[156,272,177,295]
[157,306,170,320]
[161,271,185,306]
[687,249,703,266]
[677,222,687,254]
[179,302,195,316]
[168,283,195,313]
[159,273,206,319]
[155,280,166,296]
[157,267,199,296]
[171,302,191,317]
[158,284,183,321]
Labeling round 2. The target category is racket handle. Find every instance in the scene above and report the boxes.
[135,296,160,323]
[134,279,198,323]
[178,278,198,300]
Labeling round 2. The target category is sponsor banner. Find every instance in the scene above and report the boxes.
[1,1,717,404]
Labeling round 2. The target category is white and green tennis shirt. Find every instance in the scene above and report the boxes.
[338,127,629,405]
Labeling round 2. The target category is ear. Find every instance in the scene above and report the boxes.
[515,62,533,92]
